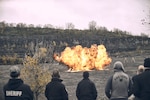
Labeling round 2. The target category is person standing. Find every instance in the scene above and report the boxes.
[128,65,144,100]
[76,71,97,100]
[105,61,132,100]
[3,65,33,100]
[45,69,68,100]
[132,58,150,100]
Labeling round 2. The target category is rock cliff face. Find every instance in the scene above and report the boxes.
[0,34,149,58]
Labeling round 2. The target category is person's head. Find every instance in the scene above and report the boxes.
[144,58,150,69]
[113,61,125,72]
[10,66,20,78]
[83,71,89,79]
[52,69,60,78]
[137,65,144,74]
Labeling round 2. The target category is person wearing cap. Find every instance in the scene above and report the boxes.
[45,69,68,100]
[3,66,33,100]
[76,71,97,100]
[132,58,150,100]
[105,61,132,100]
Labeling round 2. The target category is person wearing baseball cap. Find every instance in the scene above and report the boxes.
[3,66,33,100]
[133,58,150,100]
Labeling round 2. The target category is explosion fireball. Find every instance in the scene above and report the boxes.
[54,44,112,72]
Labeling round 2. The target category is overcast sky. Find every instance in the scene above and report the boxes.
[0,0,150,36]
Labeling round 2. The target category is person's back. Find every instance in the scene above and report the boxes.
[133,58,150,100]
[3,66,33,100]
[128,65,144,100]
[133,70,150,100]
[111,71,130,99]
[45,70,68,100]
[76,71,97,100]
[105,61,132,100]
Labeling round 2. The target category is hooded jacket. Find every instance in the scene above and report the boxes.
[3,78,33,100]
[105,61,132,100]
[45,77,68,100]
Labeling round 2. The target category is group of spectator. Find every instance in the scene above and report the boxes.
[3,58,150,100]
[105,58,150,100]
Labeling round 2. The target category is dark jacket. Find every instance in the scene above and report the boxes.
[76,78,97,100]
[131,75,140,100]
[132,69,150,100]
[3,79,33,100]
[45,77,68,100]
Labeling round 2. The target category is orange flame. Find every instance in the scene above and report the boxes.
[54,44,112,71]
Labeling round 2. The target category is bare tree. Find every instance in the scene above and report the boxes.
[66,22,75,29]
[88,20,97,30]
[27,41,55,63]
[21,41,56,100]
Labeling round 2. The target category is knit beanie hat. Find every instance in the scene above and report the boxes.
[10,66,20,78]
[144,58,150,68]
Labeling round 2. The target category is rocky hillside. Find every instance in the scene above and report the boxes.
[0,27,150,64]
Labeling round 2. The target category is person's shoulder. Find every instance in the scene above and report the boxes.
[59,82,66,89]
[121,72,130,77]
[84,78,95,85]
[132,75,138,81]
[132,73,143,80]
[132,74,136,79]
[89,79,95,84]
[21,83,31,89]
[46,81,51,85]
[77,79,85,84]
